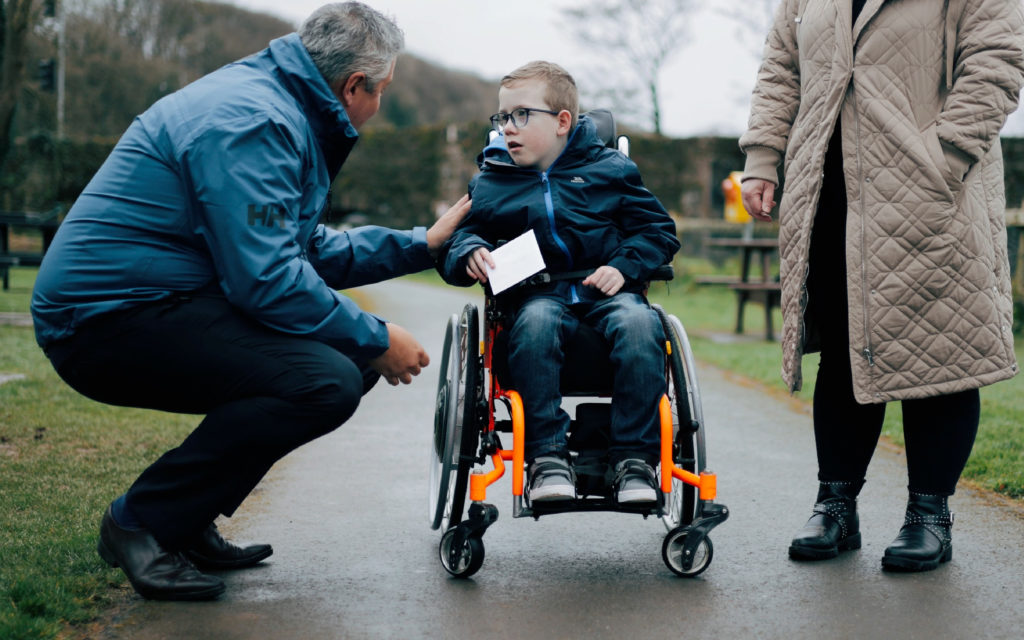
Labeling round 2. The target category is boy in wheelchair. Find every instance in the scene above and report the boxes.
[437,61,679,506]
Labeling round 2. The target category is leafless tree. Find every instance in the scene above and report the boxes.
[718,0,781,61]
[560,0,697,135]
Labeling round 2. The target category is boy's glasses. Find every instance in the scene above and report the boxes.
[489,107,559,131]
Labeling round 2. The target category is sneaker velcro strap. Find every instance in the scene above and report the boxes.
[613,459,657,486]
[530,459,575,484]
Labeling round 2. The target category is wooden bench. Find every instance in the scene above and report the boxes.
[729,281,781,341]
[693,274,741,286]
[704,236,781,340]
[1,207,61,290]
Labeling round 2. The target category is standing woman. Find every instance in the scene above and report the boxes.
[740,0,1024,572]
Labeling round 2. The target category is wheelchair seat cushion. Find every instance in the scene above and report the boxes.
[491,322,614,395]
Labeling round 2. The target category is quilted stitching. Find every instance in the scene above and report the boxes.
[741,0,1024,402]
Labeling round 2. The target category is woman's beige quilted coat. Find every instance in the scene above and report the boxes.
[740,0,1024,403]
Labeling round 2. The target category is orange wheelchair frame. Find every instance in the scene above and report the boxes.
[428,288,729,578]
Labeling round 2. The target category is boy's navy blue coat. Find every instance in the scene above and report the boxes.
[438,115,679,303]
[31,34,432,359]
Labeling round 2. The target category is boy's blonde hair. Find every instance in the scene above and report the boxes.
[501,61,579,130]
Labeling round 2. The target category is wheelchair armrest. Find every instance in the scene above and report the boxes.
[649,265,674,282]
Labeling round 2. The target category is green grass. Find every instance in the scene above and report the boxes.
[1,268,196,638]
[0,268,35,313]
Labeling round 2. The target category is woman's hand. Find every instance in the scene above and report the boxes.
[741,178,777,222]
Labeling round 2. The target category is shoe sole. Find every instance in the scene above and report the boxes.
[134,580,227,601]
[617,489,658,504]
[881,546,952,572]
[530,488,576,502]
[186,546,274,571]
[789,532,862,561]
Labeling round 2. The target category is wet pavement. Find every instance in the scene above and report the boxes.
[101,279,1024,639]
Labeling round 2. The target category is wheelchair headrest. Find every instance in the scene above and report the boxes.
[585,109,616,149]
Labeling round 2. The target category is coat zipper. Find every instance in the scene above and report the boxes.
[850,73,875,369]
[541,171,579,303]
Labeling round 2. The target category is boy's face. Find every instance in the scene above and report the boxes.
[497,79,572,171]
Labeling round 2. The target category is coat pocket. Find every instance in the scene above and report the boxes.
[921,123,965,202]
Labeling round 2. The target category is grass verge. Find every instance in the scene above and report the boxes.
[1,272,196,638]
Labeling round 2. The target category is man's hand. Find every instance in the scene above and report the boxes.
[741,178,776,222]
[368,323,430,386]
[466,247,495,283]
[427,194,472,257]
[582,265,625,296]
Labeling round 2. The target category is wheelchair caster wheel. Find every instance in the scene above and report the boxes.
[439,526,485,578]
[662,526,713,577]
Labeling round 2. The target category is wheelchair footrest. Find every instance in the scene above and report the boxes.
[518,494,664,519]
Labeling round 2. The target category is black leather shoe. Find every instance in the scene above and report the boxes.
[789,481,863,560]
[183,523,273,570]
[882,492,953,572]
[97,507,225,601]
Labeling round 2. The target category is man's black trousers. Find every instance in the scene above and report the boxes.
[47,295,371,548]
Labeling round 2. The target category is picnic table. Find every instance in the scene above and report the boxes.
[703,237,781,341]
[1,207,61,290]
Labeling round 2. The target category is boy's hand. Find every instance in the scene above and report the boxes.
[740,178,776,222]
[427,194,472,257]
[466,247,495,283]
[582,265,624,296]
[369,323,430,385]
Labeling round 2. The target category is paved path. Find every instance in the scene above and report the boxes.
[102,279,1024,639]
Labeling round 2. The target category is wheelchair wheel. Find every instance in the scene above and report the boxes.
[429,305,481,531]
[654,307,703,532]
[439,526,485,578]
[662,526,713,577]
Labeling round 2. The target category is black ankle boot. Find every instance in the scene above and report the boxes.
[789,480,863,560]
[881,492,953,572]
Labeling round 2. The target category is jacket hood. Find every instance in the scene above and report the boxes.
[265,33,358,175]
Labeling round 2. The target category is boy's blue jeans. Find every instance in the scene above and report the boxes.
[507,292,665,465]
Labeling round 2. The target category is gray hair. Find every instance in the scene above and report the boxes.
[299,2,404,90]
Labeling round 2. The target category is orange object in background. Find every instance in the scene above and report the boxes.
[722,171,752,224]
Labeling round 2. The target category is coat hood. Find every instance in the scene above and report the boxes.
[264,33,359,177]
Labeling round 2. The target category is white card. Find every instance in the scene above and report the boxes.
[485,229,547,295]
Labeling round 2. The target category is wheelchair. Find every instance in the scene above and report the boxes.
[428,111,728,579]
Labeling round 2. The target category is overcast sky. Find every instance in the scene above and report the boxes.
[231,0,1024,138]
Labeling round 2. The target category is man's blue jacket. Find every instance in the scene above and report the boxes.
[32,34,433,359]
[438,115,679,304]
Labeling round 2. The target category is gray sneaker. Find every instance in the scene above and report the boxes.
[528,456,577,502]
[614,459,658,504]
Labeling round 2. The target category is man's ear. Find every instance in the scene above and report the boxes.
[556,110,573,136]
[333,72,366,106]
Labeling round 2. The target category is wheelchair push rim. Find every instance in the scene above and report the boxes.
[428,305,480,531]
